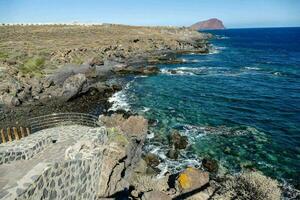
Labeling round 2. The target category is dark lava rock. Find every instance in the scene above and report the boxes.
[111,84,122,92]
[202,157,219,173]
[143,153,160,168]
[142,66,159,75]
[113,65,159,76]
[169,131,188,150]
[170,70,177,74]
[167,148,179,160]
[148,118,158,126]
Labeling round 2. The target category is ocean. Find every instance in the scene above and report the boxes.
[109,27,300,188]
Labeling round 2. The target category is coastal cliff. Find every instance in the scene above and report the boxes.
[190,18,225,30]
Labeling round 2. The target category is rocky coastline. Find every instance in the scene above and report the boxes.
[0,24,211,128]
[0,25,291,199]
[97,114,283,200]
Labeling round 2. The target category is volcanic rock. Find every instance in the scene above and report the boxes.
[190,18,225,30]
[61,73,87,100]
[202,158,219,173]
[177,167,209,193]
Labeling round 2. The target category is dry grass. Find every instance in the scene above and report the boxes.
[213,171,282,200]
[0,24,205,76]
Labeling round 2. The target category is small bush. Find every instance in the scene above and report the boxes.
[20,56,45,77]
[0,51,9,61]
[212,171,282,200]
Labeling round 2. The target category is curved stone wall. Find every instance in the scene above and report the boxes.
[0,126,108,200]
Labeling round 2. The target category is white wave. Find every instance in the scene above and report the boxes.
[216,35,230,40]
[145,144,202,175]
[220,36,230,40]
[108,81,133,112]
[160,68,195,76]
[273,72,282,76]
[146,131,155,139]
[215,46,227,50]
[208,45,227,54]
[209,48,220,54]
[181,58,201,63]
[108,90,130,111]
[161,67,208,76]
[245,66,261,70]
[141,106,150,112]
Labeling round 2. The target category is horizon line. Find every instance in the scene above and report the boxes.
[0,22,299,29]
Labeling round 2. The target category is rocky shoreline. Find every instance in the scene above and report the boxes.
[0,25,294,199]
[96,113,283,200]
[0,25,212,128]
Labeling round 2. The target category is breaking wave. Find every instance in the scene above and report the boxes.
[108,81,133,112]
[144,124,266,175]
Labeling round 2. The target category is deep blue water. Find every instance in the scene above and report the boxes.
[110,27,300,186]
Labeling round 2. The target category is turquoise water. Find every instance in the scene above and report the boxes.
[110,28,300,186]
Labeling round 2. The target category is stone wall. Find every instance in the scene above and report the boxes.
[0,126,108,200]
[0,114,149,200]
[0,135,52,165]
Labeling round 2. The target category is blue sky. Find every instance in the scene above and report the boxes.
[0,0,299,28]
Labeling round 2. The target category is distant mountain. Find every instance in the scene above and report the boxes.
[190,18,225,30]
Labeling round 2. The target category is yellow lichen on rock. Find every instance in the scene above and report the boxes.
[178,172,191,189]
[177,167,209,192]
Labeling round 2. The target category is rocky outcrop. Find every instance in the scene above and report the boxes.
[177,167,210,193]
[190,18,225,30]
[61,73,87,101]
[97,114,149,198]
[113,65,160,76]
[167,131,189,160]
[0,24,212,108]
[202,158,219,173]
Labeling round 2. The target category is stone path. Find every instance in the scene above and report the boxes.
[0,125,91,195]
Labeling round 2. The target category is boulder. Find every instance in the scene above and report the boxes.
[167,147,179,160]
[142,66,160,75]
[61,73,87,100]
[7,78,22,96]
[17,86,31,102]
[143,153,160,168]
[31,78,43,97]
[177,167,209,193]
[169,131,188,150]
[0,93,20,107]
[142,191,171,200]
[202,158,218,173]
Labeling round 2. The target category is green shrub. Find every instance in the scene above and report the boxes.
[0,51,9,61]
[20,56,45,77]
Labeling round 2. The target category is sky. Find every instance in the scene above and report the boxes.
[0,0,300,28]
